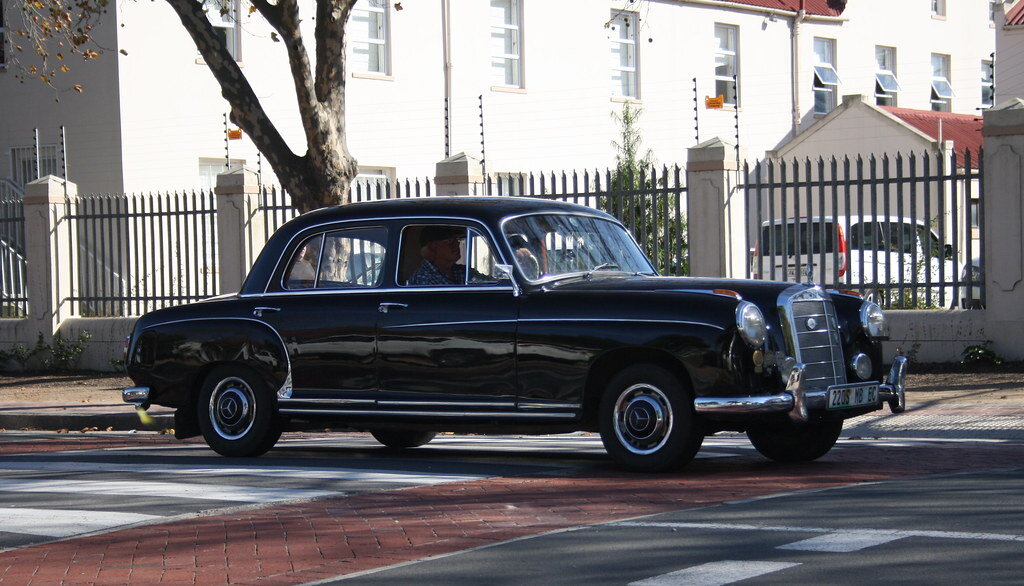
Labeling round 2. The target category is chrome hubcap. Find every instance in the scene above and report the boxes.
[613,383,673,455]
[209,377,255,440]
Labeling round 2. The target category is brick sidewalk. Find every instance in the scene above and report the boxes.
[1,441,1022,585]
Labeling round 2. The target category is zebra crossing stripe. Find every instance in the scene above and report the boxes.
[0,478,335,503]
[777,530,905,552]
[0,460,489,484]
[1,507,161,538]
[630,561,801,586]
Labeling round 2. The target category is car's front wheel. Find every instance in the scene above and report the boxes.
[747,419,843,462]
[599,364,704,472]
[197,365,282,457]
[370,429,437,449]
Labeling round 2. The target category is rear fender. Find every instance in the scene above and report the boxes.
[129,317,290,408]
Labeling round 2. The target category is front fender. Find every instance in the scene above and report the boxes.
[127,317,290,408]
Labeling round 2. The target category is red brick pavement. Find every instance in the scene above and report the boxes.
[1,441,1022,585]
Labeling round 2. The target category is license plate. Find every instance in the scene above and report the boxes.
[827,383,879,410]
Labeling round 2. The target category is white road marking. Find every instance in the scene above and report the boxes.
[0,507,161,538]
[0,461,488,485]
[0,478,336,503]
[777,530,905,552]
[630,561,801,586]
[612,521,1024,543]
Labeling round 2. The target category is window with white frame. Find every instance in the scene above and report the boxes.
[714,24,739,107]
[198,158,245,190]
[11,145,62,187]
[932,0,946,17]
[352,167,395,201]
[490,0,522,88]
[812,37,839,115]
[931,53,954,112]
[609,10,638,99]
[875,46,900,107]
[352,0,390,75]
[202,0,240,61]
[982,60,994,108]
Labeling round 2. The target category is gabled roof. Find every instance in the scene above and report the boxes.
[1006,1,1024,26]
[718,1,846,17]
[880,107,984,162]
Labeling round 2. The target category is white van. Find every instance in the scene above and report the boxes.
[750,216,961,307]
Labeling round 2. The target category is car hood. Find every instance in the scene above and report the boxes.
[539,274,824,308]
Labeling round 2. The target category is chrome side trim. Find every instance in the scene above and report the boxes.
[517,401,583,410]
[518,318,725,331]
[122,386,150,405]
[387,319,517,329]
[377,400,515,409]
[279,398,376,406]
[278,409,577,419]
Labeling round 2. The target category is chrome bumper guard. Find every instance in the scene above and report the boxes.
[693,356,908,423]
[122,386,151,405]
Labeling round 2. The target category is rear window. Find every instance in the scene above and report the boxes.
[760,221,836,255]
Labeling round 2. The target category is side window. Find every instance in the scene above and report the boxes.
[284,227,387,290]
[399,224,501,287]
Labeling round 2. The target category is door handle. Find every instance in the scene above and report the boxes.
[378,302,408,314]
[253,306,281,318]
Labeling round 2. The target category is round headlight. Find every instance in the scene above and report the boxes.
[736,301,767,348]
[860,302,888,338]
[850,353,873,380]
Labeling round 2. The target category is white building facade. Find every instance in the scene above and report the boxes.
[0,0,998,195]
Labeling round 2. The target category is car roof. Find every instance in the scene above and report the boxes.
[284,196,614,233]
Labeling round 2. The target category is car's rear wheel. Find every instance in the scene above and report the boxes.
[599,364,703,472]
[747,419,843,462]
[197,365,282,457]
[370,429,437,449]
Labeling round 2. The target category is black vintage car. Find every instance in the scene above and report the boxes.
[124,197,906,471]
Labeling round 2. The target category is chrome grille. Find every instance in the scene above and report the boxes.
[779,286,847,388]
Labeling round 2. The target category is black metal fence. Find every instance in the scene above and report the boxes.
[0,180,27,317]
[65,191,219,317]
[743,150,983,309]
[488,166,688,276]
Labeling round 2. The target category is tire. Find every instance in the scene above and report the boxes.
[197,365,282,457]
[598,364,704,472]
[370,429,437,449]
[747,419,843,462]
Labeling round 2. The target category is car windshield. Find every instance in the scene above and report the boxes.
[503,213,656,281]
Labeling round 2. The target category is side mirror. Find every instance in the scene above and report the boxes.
[495,264,521,297]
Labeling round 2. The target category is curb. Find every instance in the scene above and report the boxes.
[0,408,175,432]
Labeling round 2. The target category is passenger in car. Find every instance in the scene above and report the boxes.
[407,226,485,286]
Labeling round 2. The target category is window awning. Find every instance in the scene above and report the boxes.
[813,65,840,87]
[875,72,901,93]
[931,79,955,99]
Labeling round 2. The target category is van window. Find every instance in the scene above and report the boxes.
[760,221,836,255]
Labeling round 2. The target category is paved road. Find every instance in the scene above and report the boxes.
[0,430,1022,583]
[339,467,1024,585]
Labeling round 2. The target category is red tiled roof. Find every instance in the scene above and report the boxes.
[716,1,846,17]
[881,106,983,167]
[1006,1,1024,26]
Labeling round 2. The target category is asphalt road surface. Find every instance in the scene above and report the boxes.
[0,431,1021,584]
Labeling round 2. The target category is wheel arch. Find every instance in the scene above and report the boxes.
[582,347,694,429]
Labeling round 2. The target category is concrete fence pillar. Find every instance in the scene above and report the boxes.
[435,153,485,196]
[685,138,747,278]
[23,175,79,339]
[215,166,265,293]
[981,99,1024,358]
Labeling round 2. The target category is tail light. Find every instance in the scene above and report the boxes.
[836,223,848,278]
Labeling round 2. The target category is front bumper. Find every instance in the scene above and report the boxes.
[694,356,908,423]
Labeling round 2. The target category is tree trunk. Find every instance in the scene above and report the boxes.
[164,0,358,214]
